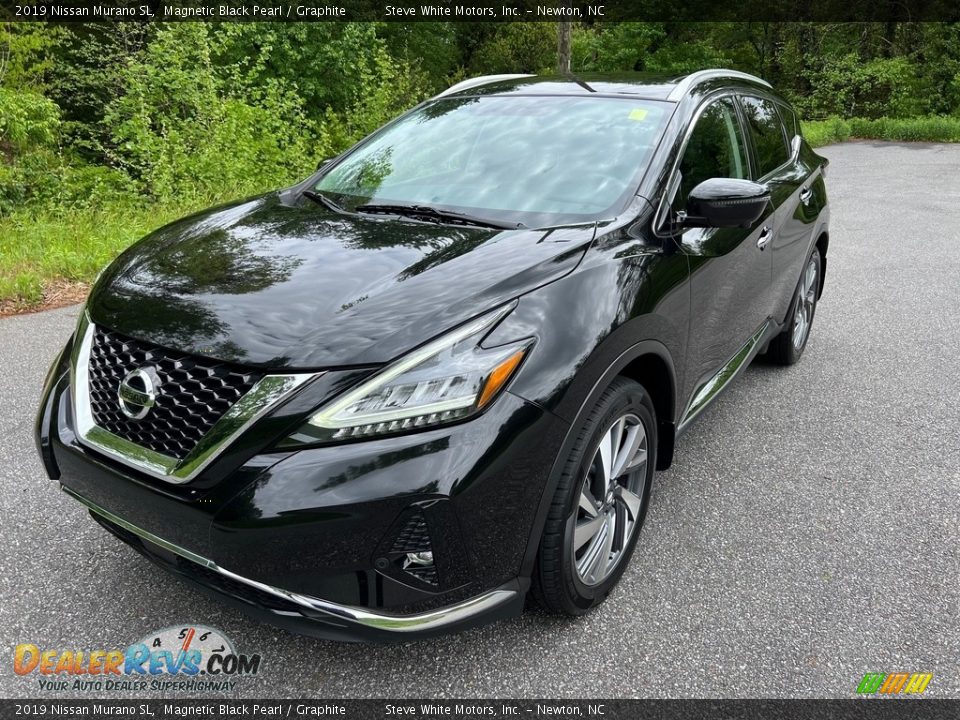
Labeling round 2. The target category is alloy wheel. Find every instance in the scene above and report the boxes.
[792,256,818,350]
[572,413,648,586]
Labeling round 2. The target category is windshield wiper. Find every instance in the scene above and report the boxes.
[302,189,347,214]
[356,203,523,230]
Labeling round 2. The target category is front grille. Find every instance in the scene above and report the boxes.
[87,326,264,460]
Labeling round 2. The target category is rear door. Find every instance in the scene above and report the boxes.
[668,95,775,410]
[737,94,810,322]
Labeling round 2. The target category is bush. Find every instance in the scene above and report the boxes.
[572,23,664,71]
[801,54,930,120]
[0,87,59,149]
[0,87,63,213]
[468,23,557,74]
[103,25,315,204]
[316,47,430,157]
[212,23,397,116]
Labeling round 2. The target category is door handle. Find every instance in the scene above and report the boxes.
[799,186,813,204]
[757,226,773,250]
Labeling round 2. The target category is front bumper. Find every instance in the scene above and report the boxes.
[39,357,568,641]
[69,487,523,642]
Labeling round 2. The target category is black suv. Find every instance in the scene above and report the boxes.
[36,71,830,641]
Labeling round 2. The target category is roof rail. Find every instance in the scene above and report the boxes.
[434,74,534,99]
[667,69,771,101]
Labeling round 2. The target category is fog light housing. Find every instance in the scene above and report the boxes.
[403,551,434,568]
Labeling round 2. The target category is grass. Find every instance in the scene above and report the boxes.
[0,201,200,312]
[802,118,854,147]
[3,113,960,312]
[803,115,960,147]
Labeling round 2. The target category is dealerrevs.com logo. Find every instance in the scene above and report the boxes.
[14,625,262,693]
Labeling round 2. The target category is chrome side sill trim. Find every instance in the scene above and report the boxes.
[677,322,769,433]
[69,313,318,484]
[64,487,517,633]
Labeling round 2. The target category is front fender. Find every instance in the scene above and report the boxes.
[480,237,690,580]
[483,241,689,425]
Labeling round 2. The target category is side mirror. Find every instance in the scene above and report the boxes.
[682,178,770,229]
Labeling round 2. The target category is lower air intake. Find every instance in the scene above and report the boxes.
[387,510,439,587]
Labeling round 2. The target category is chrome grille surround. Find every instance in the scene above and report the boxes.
[87,325,264,460]
[70,312,318,484]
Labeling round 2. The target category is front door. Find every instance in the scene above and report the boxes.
[670,96,775,412]
[738,94,812,323]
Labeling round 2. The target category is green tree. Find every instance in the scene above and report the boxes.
[468,23,557,74]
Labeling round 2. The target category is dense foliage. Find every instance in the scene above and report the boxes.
[1,21,959,307]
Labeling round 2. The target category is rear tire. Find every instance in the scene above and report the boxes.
[767,248,822,365]
[532,377,656,615]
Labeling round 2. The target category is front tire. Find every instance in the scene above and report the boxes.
[767,248,822,365]
[532,377,656,615]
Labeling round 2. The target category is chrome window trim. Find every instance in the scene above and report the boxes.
[667,69,771,102]
[790,134,802,162]
[653,91,804,236]
[70,312,319,484]
[64,486,517,632]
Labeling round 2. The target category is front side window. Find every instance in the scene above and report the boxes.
[315,96,671,228]
[673,97,748,211]
[740,95,790,177]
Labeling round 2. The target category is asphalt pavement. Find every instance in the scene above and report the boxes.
[1,141,958,699]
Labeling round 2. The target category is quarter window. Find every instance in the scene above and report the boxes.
[740,95,790,177]
[673,97,748,211]
[778,102,801,140]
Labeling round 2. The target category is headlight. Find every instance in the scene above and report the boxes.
[284,304,532,445]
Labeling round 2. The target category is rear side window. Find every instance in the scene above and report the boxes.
[778,102,801,140]
[740,95,790,177]
[673,97,748,211]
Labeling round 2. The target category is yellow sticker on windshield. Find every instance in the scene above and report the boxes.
[629,108,649,121]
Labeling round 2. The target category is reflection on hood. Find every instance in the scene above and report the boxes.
[89,194,595,369]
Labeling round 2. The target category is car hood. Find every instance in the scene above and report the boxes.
[88,194,594,368]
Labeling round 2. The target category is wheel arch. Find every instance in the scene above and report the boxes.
[815,230,829,299]
[619,352,676,471]
[519,340,678,579]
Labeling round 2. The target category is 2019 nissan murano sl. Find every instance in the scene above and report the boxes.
[36,70,830,641]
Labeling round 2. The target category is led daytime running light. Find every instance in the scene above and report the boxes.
[307,304,519,434]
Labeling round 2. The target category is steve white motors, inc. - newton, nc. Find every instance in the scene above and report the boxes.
[387,704,602,716]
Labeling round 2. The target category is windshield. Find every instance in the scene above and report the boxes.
[314,95,671,228]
